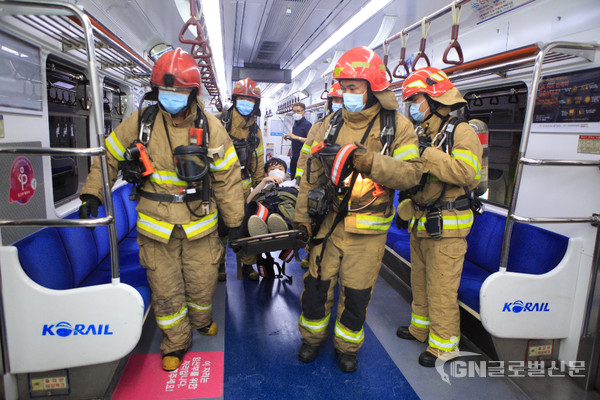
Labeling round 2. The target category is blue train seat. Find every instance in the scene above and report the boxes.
[12,183,150,312]
[386,210,569,314]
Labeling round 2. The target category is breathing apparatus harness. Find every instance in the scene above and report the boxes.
[397,115,483,239]
[219,107,260,178]
[121,101,212,217]
[306,108,396,271]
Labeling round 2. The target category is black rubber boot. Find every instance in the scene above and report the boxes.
[418,351,439,367]
[396,326,418,340]
[336,352,357,373]
[298,343,319,363]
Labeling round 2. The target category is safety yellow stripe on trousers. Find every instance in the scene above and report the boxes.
[186,297,212,313]
[137,212,174,240]
[414,211,474,231]
[410,312,430,329]
[210,145,238,172]
[393,144,419,161]
[156,304,188,329]
[429,333,460,352]
[182,211,218,239]
[355,213,395,231]
[105,132,126,161]
[334,320,364,344]
[299,313,330,333]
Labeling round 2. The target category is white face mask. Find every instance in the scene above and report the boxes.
[292,113,303,121]
[268,169,286,180]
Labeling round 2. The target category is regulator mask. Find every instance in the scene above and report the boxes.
[173,145,209,182]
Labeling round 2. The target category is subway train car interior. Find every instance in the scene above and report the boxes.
[0,0,599,398]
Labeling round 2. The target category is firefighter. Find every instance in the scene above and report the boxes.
[295,82,344,269]
[294,46,423,372]
[216,78,265,281]
[78,48,244,371]
[394,67,483,367]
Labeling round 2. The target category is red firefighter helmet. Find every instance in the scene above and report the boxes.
[328,82,343,98]
[150,48,201,91]
[333,46,389,92]
[402,67,466,108]
[402,67,454,100]
[232,78,261,99]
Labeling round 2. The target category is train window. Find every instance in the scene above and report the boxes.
[0,29,43,111]
[464,83,528,207]
[103,78,127,136]
[46,56,90,203]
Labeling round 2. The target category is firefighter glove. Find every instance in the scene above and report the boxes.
[352,142,374,173]
[79,194,101,219]
[298,222,312,239]
[418,135,432,156]
[228,226,242,243]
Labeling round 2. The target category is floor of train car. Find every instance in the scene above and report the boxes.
[105,247,600,400]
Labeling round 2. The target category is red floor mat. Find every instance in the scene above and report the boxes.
[112,351,223,399]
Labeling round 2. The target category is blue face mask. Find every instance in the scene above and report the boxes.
[331,102,342,112]
[236,99,255,116]
[343,91,366,113]
[409,100,428,123]
[158,90,189,115]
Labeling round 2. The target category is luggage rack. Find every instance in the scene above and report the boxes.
[2,4,152,85]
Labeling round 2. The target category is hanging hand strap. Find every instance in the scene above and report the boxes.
[442,1,464,65]
[412,19,431,71]
[392,32,410,79]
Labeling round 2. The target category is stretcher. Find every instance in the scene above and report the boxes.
[229,229,308,257]
[230,230,308,280]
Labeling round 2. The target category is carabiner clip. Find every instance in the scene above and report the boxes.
[432,131,447,149]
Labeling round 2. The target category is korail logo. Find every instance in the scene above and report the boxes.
[435,351,481,385]
[42,321,113,337]
[502,300,550,313]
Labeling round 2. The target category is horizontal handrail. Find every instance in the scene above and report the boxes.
[511,214,599,225]
[521,157,600,166]
[377,0,473,49]
[0,216,113,228]
[0,147,104,156]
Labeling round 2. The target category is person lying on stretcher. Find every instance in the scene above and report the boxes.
[244,157,299,236]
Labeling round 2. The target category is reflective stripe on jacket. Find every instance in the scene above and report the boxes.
[82,102,245,243]
[294,94,423,236]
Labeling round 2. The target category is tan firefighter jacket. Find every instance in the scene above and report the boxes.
[82,100,245,243]
[295,92,423,235]
[398,106,483,238]
[217,107,264,196]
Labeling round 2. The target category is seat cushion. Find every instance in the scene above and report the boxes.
[14,228,74,290]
